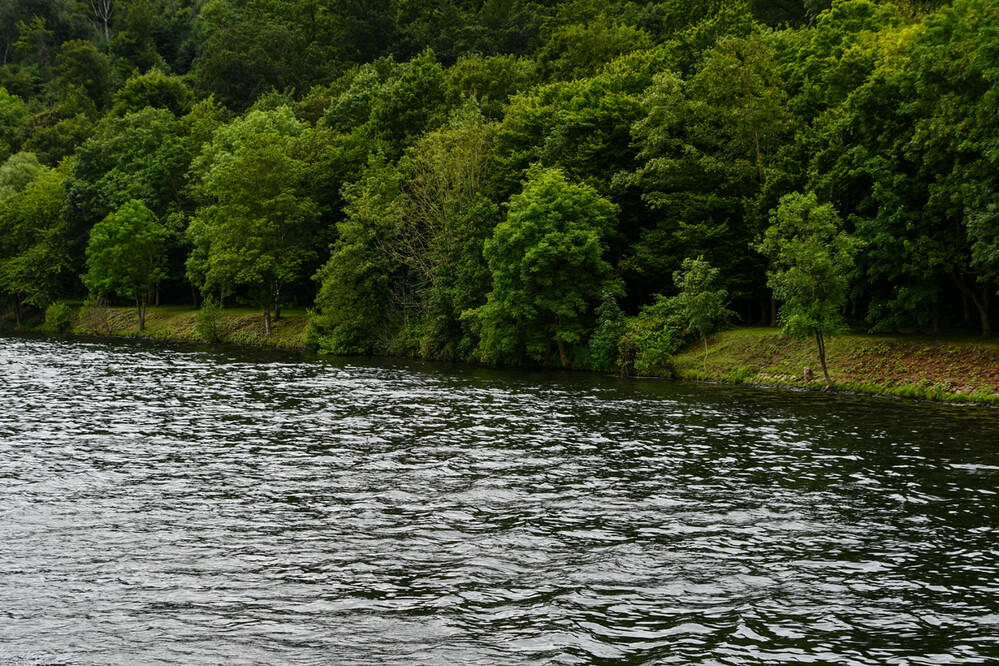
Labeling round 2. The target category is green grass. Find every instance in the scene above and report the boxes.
[673,327,999,404]
[67,303,309,349]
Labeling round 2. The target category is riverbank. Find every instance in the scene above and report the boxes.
[56,304,307,349]
[5,305,998,404]
[676,328,999,404]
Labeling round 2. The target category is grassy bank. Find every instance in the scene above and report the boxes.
[675,328,999,404]
[59,303,309,349]
[6,305,999,404]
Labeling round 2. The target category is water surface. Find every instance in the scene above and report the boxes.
[2,333,998,664]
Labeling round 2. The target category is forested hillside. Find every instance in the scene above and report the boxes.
[2,0,997,371]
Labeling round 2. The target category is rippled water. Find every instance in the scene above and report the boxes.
[2,332,999,664]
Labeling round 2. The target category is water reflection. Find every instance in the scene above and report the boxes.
[2,332,999,664]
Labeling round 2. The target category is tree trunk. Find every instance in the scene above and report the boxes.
[263,303,272,336]
[13,296,23,328]
[703,336,709,372]
[557,338,570,369]
[770,296,778,328]
[544,324,552,367]
[191,285,200,309]
[982,287,992,339]
[815,330,832,389]
[136,297,146,332]
[952,272,992,338]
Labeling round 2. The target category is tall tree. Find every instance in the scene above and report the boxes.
[188,131,317,335]
[472,166,618,367]
[756,192,858,388]
[83,199,169,332]
[0,164,69,325]
[671,256,734,370]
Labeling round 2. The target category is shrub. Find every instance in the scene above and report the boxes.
[195,295,224,342]
[44,302,73,332]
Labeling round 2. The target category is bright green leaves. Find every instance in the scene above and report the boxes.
[671,256,734,369]
[83,199,168,331]
[188,116,318,335]
[757,192,858,385]
[0,162,70,323]
[472,166,618,367]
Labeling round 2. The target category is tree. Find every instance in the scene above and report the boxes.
[756,192,858,388]
[472,166,618,367]
[110,68,193,117]
[311,156,401,354]
[83,199,169,332]
[671,256,734,370]
[0,151,47,200]
[0,164,69,325]
[187,131,317,336]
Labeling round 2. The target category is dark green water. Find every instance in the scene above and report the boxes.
[2,332,998,664]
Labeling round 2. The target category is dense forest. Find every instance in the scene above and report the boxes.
[1,0,997,372]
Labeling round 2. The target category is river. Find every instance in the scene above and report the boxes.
[2,332,998,664]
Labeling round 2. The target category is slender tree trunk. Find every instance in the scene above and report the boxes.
[703,336,709,372]
[952,272,992,338]
[544,323,552,367]
[981,287,992,339]
[815,330,832,389]
[770,296,778,327]
[191,285,200,309]
[263,303,272,336]
[557,339,570,369]
[13,296,23,328]
[136,297,146,332]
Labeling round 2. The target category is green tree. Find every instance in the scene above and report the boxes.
[671,256,734,370]
[756,192,858,388]
[472,166,618,367]
[110,68,194,117]
[188,131,318,336]
[0,87,28,161]
[311,156,401,355]
[82,199,169,332]
[0,164,69,325]
[54,39,112,109]
[0,151,47,200]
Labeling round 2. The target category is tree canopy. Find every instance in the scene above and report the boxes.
[1,0,995,364]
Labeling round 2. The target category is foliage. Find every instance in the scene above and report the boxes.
[618,296,685,377]
[44,300,72,331]
[756,191,859,386]
[82,199,169,332]
[0,0,997,370]
[0,164,70,324]
[195,294,224,342]
[471,166,618,367]
[589,293,628,372]
[671,255,735,369]
[188,129,317,335]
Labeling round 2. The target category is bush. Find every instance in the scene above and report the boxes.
[616,294,686,377]
[195,295,224,342]
[618,316,684,377]
[44,302,73,332]
[589,294,627,372]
